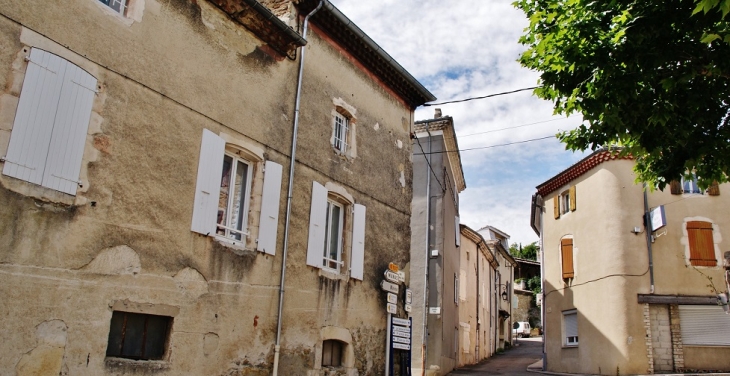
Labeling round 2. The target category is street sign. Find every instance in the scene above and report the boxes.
[384,270,400,283]
[387,293,398,304]
[393,336,410,344]
[405,289,412,304]
[387,303,397,314]
[405,304,412,312]
[392,317,411,327]
[393,343,411,350]
[381,280,399,294]
[429,307,441,314]
[396,271,406,283]
[393,330,411,339]
[393,325,410,333]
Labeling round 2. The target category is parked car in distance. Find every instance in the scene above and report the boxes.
[513,321,531,338]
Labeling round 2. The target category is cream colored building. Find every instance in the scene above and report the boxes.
[478,226,516,350]
[534,149,730,374]
[0,0,434,375]
[458,225,499,367]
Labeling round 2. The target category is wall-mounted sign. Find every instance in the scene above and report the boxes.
[384,270,400,283]
[405,289,412,304]
[405,304,412,312]
[393,343,411,350]
[392,317,411,327]
[650,205,666,232]
[387,303,397,314]
[381,281,399,294]
[396,271,406,283]
[393,336,410,344]
[388,262,399,272]
[387,293,398,304]
[429,307,441,314]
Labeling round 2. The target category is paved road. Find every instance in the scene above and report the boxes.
[446,337,543,375]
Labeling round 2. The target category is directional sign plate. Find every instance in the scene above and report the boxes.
[387,293,398,304]
[386,303,397,314]
[384,270,400,283]
[392,318,411,327]
[393,330,411,339]
[405,304,412,312]
[405,289,412,304]
[381,280,399,294]
[393,343,411,350]
[393,336,410,344]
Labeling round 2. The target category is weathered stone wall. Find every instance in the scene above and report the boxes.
[0,0,414,375]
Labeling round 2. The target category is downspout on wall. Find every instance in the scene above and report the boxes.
[272,1,324,375]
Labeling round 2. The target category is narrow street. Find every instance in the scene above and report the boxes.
[447,337,543,375]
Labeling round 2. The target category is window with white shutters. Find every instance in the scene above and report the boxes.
[563,310,578,346]
[306,181,366,280]
[191,129,282,254]
[2,48,97,196]
[679,305,730,346]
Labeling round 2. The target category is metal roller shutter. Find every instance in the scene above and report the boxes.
[679,305,730,346]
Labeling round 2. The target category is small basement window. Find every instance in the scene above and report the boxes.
[106,311,172,360]
[99,0,129,15]
[322,340,343,367]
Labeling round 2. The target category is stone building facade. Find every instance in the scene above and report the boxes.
[0,0,433,375]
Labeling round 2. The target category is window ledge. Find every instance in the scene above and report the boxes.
[105,357,170,370]
[562,345,579,349]
[213,238,257,256]
[318,268,348,281]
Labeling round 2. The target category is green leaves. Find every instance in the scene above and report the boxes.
[515,0,730,188]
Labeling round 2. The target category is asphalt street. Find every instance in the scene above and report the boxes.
[446,337,543,375]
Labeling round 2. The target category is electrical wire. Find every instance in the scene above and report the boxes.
[422,86,539,107]
[458,115,579,137]
[417,135,557,155]
[543,267,650,299]
[413,135,446,192]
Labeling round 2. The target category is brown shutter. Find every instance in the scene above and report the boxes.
[687,221,716,266]
[569,186,577,211]
[670,180,681,195]
[561,238,574,278]
[708,181,720,196]
[554,196,560,219]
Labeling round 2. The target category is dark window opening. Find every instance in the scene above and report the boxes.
[322,340,343,367]
[106,311,172,360]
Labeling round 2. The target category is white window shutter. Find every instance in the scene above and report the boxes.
[350,204,366,280]
[42,60,97,195]
[256,161,283,255]
[191,129,225,235]
[3,49,65,186]
[306,181,328,267]
[455,216,461,247]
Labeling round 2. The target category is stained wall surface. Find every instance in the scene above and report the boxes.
[0,0,416,375]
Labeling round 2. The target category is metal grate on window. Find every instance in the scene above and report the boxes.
[99,0,129,15]
[333,113,349,153]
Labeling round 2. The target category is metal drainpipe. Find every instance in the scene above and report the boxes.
[421,124,432,374]
[642,183,655,294]
[538,198,546,370]
[272,2,324,375]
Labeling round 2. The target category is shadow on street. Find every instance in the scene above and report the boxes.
[446,337,543,375]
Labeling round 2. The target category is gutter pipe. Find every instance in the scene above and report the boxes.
[272,2,324,375]
[420,124,433,374]
[642,183,655,294]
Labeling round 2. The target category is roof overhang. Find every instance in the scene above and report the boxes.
[413,117,466,192]
[536,148,632,197]
[295,0,436,108]
[487,240,516,267]
[208,0,307,58]
[460,224,498,268]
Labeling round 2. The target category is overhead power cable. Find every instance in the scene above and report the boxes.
[422,86,539,107]
[459,115,579,137]
[416,135,556,155]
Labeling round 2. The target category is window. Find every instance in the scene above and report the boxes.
[191,129,283,254]
[686,221,717,266]
[561,191,571,214]
[332,112,349,154]
[323,200,344,271]
[553,186,576,219]
[2,48,97,196]
[216,152,252,242]
[454,273,459,305]
[306,181,366,280]
[679,305,730,346]
[321,340,343,367]
[99,0,129,14]
[563,310,578,346]
[561,238,574,279]
[106,311,172,360]
[682,174,702,194]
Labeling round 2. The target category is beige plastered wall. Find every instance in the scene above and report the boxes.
[0,0,414,375]
[543,159,730,375]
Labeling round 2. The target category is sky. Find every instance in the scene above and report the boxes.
[328,0,590,247]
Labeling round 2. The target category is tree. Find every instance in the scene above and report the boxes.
[509,241,539,260]
[515,0,730,189]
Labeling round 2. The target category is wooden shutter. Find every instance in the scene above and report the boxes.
[350,204,366,280]
[679,305,730,345]
[687,221,716,266]
[256,161,283,255]
[561,238,574,278]
[42,58,97,195]
[554,196,560,219]
[191,129,225,235]
[306,181,328,267]
[3,49,65,187]
[669,180,681,195]
[708,181,720,196]
[569,186,576,211]
[455,216,461,247]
